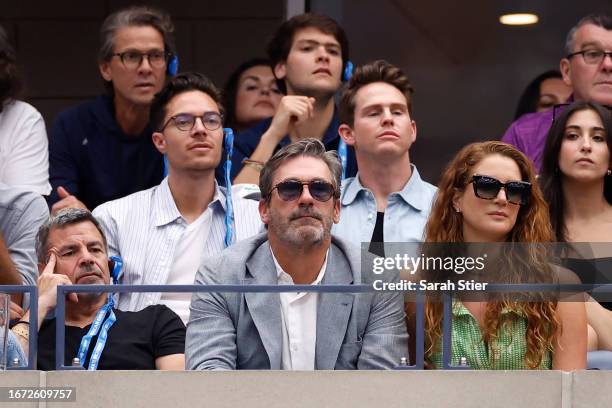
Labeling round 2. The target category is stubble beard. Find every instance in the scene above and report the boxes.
[268,206,333,248]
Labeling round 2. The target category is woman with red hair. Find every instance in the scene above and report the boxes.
[417,141,586,369]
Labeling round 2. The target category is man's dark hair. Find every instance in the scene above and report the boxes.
[150,72,224,132]
[259,138,341,204]
[223,57,273,131]
[564,13,612,56]
[0,24,23,111]
[98,6,176,93]
[339,60,414,127]
[36,208,108,263]
[267,13,349,94]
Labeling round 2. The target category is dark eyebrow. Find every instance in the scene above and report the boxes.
[280,177,329,183]
[57,244,77,253]
[241,76,262,82]
[296,39,340,49]
[119,47,165,53]
[361,102,408,111]
[170,110,221,118]
[565,125,606,132]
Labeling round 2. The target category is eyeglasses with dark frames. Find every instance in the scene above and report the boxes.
[160,112,224,132]
[470,175,531,206]
[566,49,612,65]
[111,50,170,69]
[270,179,337,202]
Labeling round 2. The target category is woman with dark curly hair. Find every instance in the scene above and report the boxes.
[0,24,50,195]
[418,141,586,369]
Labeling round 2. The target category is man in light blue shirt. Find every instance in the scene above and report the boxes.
[334,60,437,253]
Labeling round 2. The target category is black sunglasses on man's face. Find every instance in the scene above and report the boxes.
[271,179,336,202]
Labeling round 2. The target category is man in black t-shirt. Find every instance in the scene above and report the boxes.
[12,208,185,370]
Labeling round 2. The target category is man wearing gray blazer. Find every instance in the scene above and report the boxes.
[186,139,408,370]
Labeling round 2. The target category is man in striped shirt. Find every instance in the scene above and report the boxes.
[93,72,262,323]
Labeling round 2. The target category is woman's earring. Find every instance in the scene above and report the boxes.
[607,169,611,176]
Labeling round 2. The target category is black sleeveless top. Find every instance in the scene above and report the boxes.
[562,257,612,310]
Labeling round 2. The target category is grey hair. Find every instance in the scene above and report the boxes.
[36,208,108,263]
[98,5,176,63]
[259,138,342,203]
[564,14,612,56]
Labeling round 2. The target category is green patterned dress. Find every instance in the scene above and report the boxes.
[429,301,552,369]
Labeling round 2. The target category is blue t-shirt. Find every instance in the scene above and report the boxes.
[48,95,164,210]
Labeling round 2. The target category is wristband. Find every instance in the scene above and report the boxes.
[242,159,265,172]
[12,321,29,341]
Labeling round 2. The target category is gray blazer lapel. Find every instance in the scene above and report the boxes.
[244,241,282,369]
[315,244,355,369]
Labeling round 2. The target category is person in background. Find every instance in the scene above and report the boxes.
[0,183,49,310]
[334,60,437,253]
[228,13,357,185]
[223,58,282,133]
[540,101,612,351]
[0,24,50,195]
[503,13,612,172]
[513,70,572,120]
[48,6,176,213]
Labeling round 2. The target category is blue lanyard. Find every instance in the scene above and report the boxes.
[163,129,236,248]
[223,128,236,247]
[75,295,117,371]
[110,256,122,285]
[338,61,354,180]
[338,138,347,180]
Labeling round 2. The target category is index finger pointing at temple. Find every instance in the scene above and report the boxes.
[42,252,57,275]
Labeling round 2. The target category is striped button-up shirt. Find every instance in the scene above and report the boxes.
[93,178,263,312]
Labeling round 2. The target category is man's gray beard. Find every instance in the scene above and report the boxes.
[268,208,333,248]
[284,224,328,247]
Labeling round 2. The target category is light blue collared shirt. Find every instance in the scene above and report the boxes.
[333,165,437,246]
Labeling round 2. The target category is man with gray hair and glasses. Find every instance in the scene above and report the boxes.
[13,208,185,370]
[48,6,176,213]
[186,139,407,370]
[503,13,612,172]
